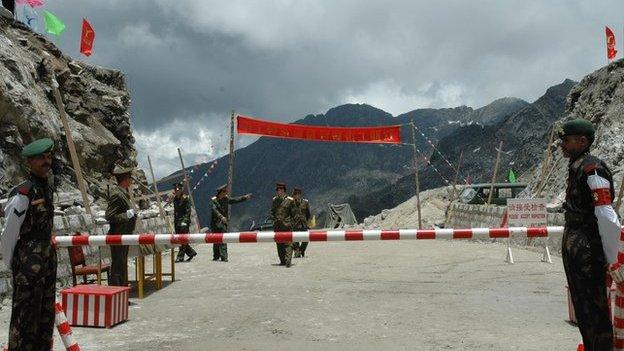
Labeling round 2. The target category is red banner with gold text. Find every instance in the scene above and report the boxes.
[236,115,401,144]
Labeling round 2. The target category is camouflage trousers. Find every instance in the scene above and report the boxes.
[109,245,129,287]
[562,225,613,351]
[9,240,57,351]
[276,242,292,265]
[213,244,228,261]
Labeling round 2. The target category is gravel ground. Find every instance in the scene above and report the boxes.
[0,240,578,350]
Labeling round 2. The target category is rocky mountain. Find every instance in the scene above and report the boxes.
[0,9,136,203]
[348,79,576,220]
[523,60,624,204]
[160,99,529,230]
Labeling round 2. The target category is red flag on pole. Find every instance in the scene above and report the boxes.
[606,26,617,60]
[80,18,95,57]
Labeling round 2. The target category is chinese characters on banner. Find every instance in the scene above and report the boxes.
[506,198,547,227]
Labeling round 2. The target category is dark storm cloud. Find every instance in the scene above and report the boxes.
[35,0,624,177]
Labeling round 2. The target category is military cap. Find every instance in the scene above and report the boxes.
[558,119,595,138]
[112,164,134,175]
[21,138,54,157]
[293,187,302,194]
[216,184,228,194]
[275,182,287,190]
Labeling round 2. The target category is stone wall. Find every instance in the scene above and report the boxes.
[0,211,198,302]
[446,202,565,253]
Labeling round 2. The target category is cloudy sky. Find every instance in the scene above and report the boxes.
[26,0,624,177]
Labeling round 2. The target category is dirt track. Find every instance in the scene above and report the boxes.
[0,240,578,350]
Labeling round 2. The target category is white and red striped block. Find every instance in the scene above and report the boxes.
[60,285,131,328]
[55,302,81,351]
[52,226,565,247]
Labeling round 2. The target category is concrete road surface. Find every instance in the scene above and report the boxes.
[0,240,579,350]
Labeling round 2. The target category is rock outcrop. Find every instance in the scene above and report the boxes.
[0,9,136,201]
[524,60,624,205]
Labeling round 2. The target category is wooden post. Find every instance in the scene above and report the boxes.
[51,76,92,215]
[177,148,202,229]
[227,109,236,221]
[450,151,464,202]
[536,128,556,197]
[615,174,624,213]
[147,155,175,289]
[126,181,145,298]
[487,141,504,206]
[410,123,422,229]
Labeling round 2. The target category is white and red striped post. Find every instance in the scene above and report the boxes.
[55,301,81,351]
[52,226,563,247]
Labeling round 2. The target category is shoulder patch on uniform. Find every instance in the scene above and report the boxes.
[286,196,294,200]
[583,163,598,174]
[9,180,32,197]
[211,196,217,201]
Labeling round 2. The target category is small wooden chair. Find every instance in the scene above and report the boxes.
[68,233,110,286]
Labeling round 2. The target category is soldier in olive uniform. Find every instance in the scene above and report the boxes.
[105,164,137,287]
[559,119,623,350]
[1,138,57,350]
[174,182,197,262]
[211,184,252,262]
[291,187,311,258]
[271,182,296,267]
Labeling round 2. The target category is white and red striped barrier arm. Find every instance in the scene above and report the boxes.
[55,302,81,351]
[52,227,563,247]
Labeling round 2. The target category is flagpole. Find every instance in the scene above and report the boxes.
[227,109,236,223]
[410,122,422,229]
[487,141,504,206]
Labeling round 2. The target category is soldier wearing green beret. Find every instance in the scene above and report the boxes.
[271,182,296,267]
[558,118,622,349]
[105,164,137,286]
[1,138,57,350]
[291,187,311,258]
[174,182,197,262]
[210,184,252,262]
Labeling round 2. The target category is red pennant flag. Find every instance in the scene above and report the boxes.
[606,26,617,60]
[80,18,95,57]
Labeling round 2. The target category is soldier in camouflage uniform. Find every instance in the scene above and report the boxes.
[105,164,137,287]
[271,183,296,267]
[1,138,56,350]
[174,182,197,262]
[211,184,252,262]
[559,119,623,350]
[291,187,311,258]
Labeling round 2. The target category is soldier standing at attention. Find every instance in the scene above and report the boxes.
[559,119,623,350]
[271,182,296,267]
[105,164,137,287]
[291,187,311,258]
[1,138,56,350]
[211,184,251,262]
[174,182,197,262]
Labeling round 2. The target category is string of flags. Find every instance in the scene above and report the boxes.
[190,159,219,191]
[12,1,95,57]
[411,124,469,185]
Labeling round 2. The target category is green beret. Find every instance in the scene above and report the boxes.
[22,138,54,157]
[275,182,286,190]
[112,164,134,175]
[559,119,595,138]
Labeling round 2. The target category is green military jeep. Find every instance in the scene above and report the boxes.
[457,183,527,206]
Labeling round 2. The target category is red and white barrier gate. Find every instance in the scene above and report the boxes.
[53,226,562,247]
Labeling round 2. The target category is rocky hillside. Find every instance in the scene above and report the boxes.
[0,9,136,202]
[161,99,529,230]
[524,60,624,204]
[348,79,576,220]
